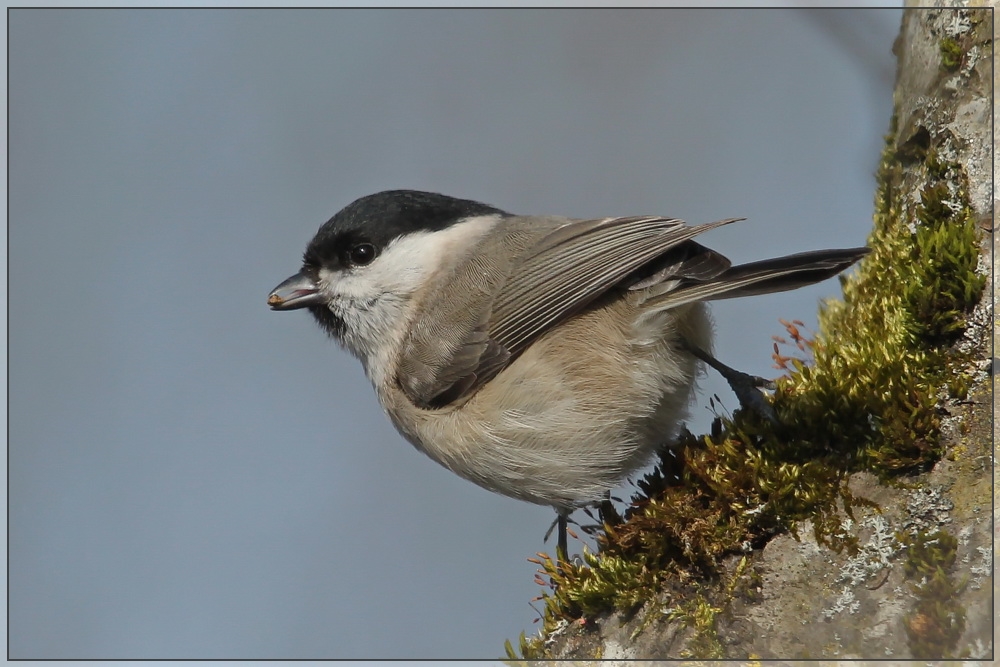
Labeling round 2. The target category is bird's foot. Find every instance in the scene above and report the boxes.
[681,338,779,424]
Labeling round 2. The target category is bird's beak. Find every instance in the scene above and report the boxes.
[267,271,324,310]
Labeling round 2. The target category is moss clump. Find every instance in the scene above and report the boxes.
[900,529,966,658]
[505,119,984,659]
[790,140,984,477]
[667,594,725,658]
[939,38,962,71]
[667,555,758,659]
[529,547,650,619]
[503,630,546,663]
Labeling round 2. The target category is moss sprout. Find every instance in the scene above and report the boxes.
[900,529,967,658]
[939,38,962,71]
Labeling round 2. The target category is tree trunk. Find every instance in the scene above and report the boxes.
[522,6,994,660]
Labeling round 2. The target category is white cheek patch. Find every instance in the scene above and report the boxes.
[318,214,502,383]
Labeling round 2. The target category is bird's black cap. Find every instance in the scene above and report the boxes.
[303,190,508,269]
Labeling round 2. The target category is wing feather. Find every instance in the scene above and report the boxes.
[397,214,742,408]
[489,216,741,353]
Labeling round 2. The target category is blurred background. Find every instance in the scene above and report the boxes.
[8,6,901,660]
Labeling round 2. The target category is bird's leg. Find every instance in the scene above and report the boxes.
[557,514,568,565]
[543,510,572,573]
[681,338,778,424]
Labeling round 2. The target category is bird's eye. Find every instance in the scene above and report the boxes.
[348,243,377,266]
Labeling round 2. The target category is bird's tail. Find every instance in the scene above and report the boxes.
[643,247,869,311]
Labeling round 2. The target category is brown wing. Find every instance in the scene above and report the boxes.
[396,215,741,408]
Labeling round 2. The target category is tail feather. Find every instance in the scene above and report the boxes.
[644,247,869,311]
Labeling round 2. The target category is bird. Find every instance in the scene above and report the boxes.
[267,189,867,560]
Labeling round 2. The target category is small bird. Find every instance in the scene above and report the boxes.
[268,190,867,558]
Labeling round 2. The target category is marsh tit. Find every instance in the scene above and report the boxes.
[268,190,867,557]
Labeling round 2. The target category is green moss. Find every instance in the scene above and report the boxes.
[900,530,967,658]
[939,38,962,71]
[667,595,725,659]
[901,528,958,578]
[505,118,985,658]
[503,630,545,663]
[532,547,650,618]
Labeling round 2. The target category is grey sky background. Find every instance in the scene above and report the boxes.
[9,7,901,661]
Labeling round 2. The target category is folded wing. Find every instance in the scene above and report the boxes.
[397,215,741,408]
